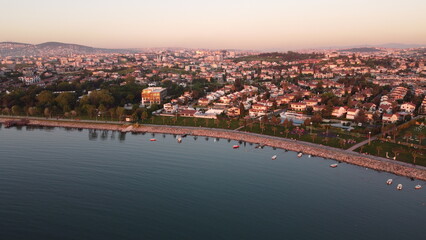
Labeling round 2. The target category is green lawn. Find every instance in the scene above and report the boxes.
[355,140,426,167]
[140,116,365,149]
[395,124,426,146]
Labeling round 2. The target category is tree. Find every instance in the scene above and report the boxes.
[84,105,96,119]
[116,107,125,121]
[376,146,383,155]
[214,118,220,127]
[272,126,277,135]
[411,150,422,164]
[285,128,290,138]
[108,108,116,121]
[323,137,330,145]
[194,118,198,126]
[55,92,76,113]
[418,134,425,145]
[11,105,21,115]
[311,134,317,143]
[44,107,51,118]
[271,115,280,125]
[239,118,245,128]
[260,124,266,133]
[2,107,10,115]
[354,110,368,124]
[339,139,346,148]
[303,118,312,127]
[391,148,402,160]
[37,90,54,107]
[239,102,245,117]
[141,111,148,122]
[27,107,38,116]
[311,114,323,125]
[227,120,232,128]
[404,132,413,144]
[98,104,107,120]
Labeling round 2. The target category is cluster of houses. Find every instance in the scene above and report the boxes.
[2,47,426,128]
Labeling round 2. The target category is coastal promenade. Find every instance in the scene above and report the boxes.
[1,116,426,181]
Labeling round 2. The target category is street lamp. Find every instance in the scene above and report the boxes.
[310,122,313,134]
[368,131,371,145]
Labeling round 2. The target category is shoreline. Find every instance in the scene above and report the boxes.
[1,117,426,181]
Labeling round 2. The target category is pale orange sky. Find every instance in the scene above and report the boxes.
[1,0,425,50]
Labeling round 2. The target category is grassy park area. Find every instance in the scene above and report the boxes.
[140,116,365,149]
[355,140,426,167]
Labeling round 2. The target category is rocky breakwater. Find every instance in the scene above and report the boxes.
[134,125,426,181]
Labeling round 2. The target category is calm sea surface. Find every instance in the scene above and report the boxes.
[0,125,425,240]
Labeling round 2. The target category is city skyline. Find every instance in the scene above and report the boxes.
[1,0,426,50]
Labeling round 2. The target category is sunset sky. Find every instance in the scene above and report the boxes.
[1,0,425,50]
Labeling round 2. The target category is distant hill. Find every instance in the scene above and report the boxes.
[377,43,426,49]
[0,41,137,57]
[338,47,382,53]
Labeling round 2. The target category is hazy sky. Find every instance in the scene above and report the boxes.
[1,0,425,50]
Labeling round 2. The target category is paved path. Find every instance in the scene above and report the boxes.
[347,135,378,151]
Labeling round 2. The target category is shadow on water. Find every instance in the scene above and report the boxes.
[89,129,98,141]
[100,130,108,141]
[86,129,126,142]
[119,132,126,142]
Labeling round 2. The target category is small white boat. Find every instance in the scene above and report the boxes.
[233,145,239,149]
[297,153,303,158]
[330,163,338,168]
[272,155,277,160]
[177,137,182,143]
[415,185,422,190]
[386,179,393,185]
[397,184,403,190]
[308,155,312,158]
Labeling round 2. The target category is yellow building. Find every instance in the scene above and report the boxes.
[141,87,167,105]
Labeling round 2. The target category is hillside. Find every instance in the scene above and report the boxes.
[338,47,382,53]
[0,41,136,57]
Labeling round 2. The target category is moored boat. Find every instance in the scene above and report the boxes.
[386,179,393,185]
[414,185,422,190]
[397,184,403,190]
[233,145,239,149]
[330,163,338,168]
[272,155,277,160]
[297,153,302,158]
[177,137,182,143]
[150,138,157,141]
